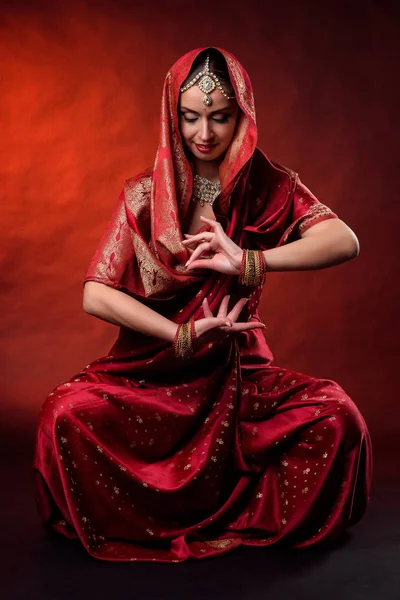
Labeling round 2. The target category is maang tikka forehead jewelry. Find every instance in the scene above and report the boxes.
[180,55,236,107]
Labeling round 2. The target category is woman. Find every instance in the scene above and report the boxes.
[34,47,372,562]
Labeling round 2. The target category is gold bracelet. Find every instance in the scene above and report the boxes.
[173,317,197,359]
[238,249,267,286]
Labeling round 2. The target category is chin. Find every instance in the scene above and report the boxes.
[195,153,219,162]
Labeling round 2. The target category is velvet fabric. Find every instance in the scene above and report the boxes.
[33,47,372,562]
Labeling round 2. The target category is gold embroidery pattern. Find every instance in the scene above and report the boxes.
[172,129,191,211]
[298,203,335,233]
[156,157,184,256]
[126,174,181,296]
[218,115,251,214]
[204,538,241,549]
[283,199,336,244]
[161,75,171,150]
[167,72,191,213]
[85,194,132,285]
[131,231,174,296]
[124,176,151,221]
[225,56,256,122]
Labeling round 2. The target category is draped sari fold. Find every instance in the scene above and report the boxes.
[33,46,372,562]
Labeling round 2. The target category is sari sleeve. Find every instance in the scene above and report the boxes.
[243,154,339,251]
[84,189,135,291]
[280,177,338,245]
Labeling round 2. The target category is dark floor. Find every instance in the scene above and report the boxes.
[1,421,400,600]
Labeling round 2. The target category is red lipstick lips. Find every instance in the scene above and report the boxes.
[195,143,216,154]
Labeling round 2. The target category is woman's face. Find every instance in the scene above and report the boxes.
[179,84,239,164]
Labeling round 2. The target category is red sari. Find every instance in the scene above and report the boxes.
[33,47,372,562]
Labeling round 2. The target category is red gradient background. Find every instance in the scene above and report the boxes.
[1,0,398,454]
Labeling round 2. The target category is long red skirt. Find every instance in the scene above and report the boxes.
[33,326,372,562]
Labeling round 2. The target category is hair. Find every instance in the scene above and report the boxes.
[181,48,235,97]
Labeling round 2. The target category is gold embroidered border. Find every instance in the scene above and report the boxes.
[130,231,174,296]
[298,203,335,233]
[283,203,336,243]
[225,56,256,122]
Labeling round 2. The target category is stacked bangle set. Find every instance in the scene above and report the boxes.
[173,317,197,360]
[238,249,267,287]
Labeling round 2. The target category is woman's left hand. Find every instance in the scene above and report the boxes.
[182,216,243,275]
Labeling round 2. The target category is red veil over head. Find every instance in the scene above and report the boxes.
[85,46,337,320]
[85,46,258,300]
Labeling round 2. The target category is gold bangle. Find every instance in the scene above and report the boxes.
[239,250,267,286]
[173,317,197,359]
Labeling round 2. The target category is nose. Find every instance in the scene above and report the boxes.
[198,118,213,142]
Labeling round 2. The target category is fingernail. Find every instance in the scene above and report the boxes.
[226,322,232,327]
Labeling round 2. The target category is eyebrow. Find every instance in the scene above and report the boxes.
[180,105,232,115]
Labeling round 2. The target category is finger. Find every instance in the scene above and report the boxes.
[216,294,230,318]
[230,322,266,332]
[182,232,213,244]
[202,297,214,318]
[185,257,215,271]
[186,243,211,266]
[185,242,212,266]
[182,239,209,249]
[182,240,200,250]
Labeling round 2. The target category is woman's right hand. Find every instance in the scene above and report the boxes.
[193,295,266,345]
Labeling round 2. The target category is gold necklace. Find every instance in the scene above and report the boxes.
[192,174,221,207]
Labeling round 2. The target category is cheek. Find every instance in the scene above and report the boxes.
[221,123,237,145]
[180,122,195,143]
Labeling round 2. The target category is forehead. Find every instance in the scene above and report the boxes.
[179,85,236,112]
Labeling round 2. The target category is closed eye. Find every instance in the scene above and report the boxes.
[212,115,229,123]
[182,115,198,123]
[180,112,230,124]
